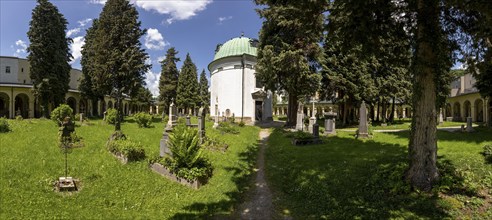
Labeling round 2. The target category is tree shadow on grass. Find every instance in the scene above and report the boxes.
[261,128,483,219]
[169,140,261,219]
[382,127,492,144]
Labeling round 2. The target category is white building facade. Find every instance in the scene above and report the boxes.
[208,36,272,123]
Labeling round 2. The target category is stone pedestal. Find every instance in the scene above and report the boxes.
[358,101,369,138]
[308,117,316,133]
[55,177,77,192]
[466,117,474,132]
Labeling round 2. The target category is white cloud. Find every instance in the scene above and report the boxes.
[156,56,166,63]
[144,28,168,50]
[144,70,160,97]
[70,36,85,64]
[77,18,93,27]
[66,28,81,37]
[13,40,27,57]
[88,0,212,24]
[89,0,106,5]
[132,0,212,24]
[218,16,232,24]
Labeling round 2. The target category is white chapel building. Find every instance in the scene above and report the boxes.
[208,35,273,123]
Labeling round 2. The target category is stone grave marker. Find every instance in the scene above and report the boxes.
[324,107,337,135]
[159,131,171,157]
[358,101,369,138]
[185,115,191,126]
[466,117,474,132]
[198,107,206,144]
[439,109,444,125]
[312,124,319,139]
[213,97,219,128]
[296,103,304,131]
[166,101,177,131]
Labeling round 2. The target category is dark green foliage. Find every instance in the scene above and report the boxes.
[0,117,11,133]
[202,134,229,152]
[27,0,72,118]
[88,0,150,131]
[482,145,492,163]
[107,139,145,162]
[132,87,153,111]
[134,112,152,128]
[255,0,326,126]
[176,54,199,112]
[158,47,180,112]
[217,122,240,134]
[15,116,23,121]
[80,19,104,103]
[198,69,210,109]
[50,104,74,126]
[238,121,245,127]
[161,124,213,181]
[105,108,118,125]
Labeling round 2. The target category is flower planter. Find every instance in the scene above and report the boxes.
[291,138,323,146]
[150,163,207,189]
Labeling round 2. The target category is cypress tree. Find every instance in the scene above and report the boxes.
[255,0,326,127]
[158,47,180,113]
[90,0,150,131]
[176,53,199,114]
[198,69,210,110]
[27,0,72,118]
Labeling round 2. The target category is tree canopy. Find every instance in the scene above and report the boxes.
[176,53,199,113]
[198,69,210,110]
[27,0,72,118]
[158,47,180,113]
[87,0,150,131]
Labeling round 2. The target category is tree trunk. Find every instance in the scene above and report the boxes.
[406,0,439,192]
[370,104,375,123]
[286,93,298,127]
[41,99,49,118]
[342,102,348,127]
[382,101,387,123]
[115,96,122,131]
[389,97,396,123]
[376,102,380,122]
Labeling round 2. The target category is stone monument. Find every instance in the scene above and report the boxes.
[312,124,319,139]
[466,117,474,132]
[198,107,206,144]
[358,101,369,138]
[165,101,177,131]
[296,103,304,131]
[308,102,317,133]
[159,131,171,157]
[324,107,337,135]
[438,108,444,125]
[185,115,191,126]
[213,96,219,128]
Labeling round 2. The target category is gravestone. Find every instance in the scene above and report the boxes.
[166,101,177,131]
[466,117,474,132]
[159,131,171,157]
[296,103,304,131]
[198,107,206,144]
[324,107,337,135]
[185,115,191,126]
[358,101,369,138]
[446,117,453,122]
[308,117,316,133]
[213,97,219,128]
[79,113,84,123]
[312,124,319,139]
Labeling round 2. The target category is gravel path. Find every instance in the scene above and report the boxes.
[236,129,274,220]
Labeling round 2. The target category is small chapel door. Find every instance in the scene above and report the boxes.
[255,101,263,121]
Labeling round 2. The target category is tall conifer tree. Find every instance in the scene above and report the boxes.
[198,69,210,110]
[176,53,199,113]
[158,47,180,113]
[90,0,150,131]
[255,0,326,127]
[27,0,72,118]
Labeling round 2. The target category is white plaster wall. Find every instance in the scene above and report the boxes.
[211,66,243,117]
[0,57,19,83]
[69,69,82,90]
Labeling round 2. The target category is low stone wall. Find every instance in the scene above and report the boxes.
[150,163,206,189]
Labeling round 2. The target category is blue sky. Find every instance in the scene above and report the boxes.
[0,0,263,96]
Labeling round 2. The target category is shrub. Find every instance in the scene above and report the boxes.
[161,125,213,181]
[105,108,118,125]
[482,145,492,164]
[51,104,73,126]
[0,117,11,133]
[293,131,313,140]
[217,121,240,134]
[238,121,245,127]
[202,134,229,152]
[134,112,152,128]
[163,115,169,123]
[15,115,23,121]
[107,139,145,162]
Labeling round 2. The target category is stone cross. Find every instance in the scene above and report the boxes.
[296,103,304,131]
[198,107,206,144]
[358,101,369,138]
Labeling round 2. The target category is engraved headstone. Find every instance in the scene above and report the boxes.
[312,124,319,139]
[159,132,170,157]
[296,103,304,131]
[466,117,474,132]
[324,107,337,135]
[358,101,369,138]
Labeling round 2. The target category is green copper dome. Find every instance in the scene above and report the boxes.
[213,37,257,61]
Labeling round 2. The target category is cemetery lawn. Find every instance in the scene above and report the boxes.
[266,128,492,219]
[0,118,260,219]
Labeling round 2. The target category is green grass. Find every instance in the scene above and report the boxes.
[265,128,492,219]
[0,117,260,219]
